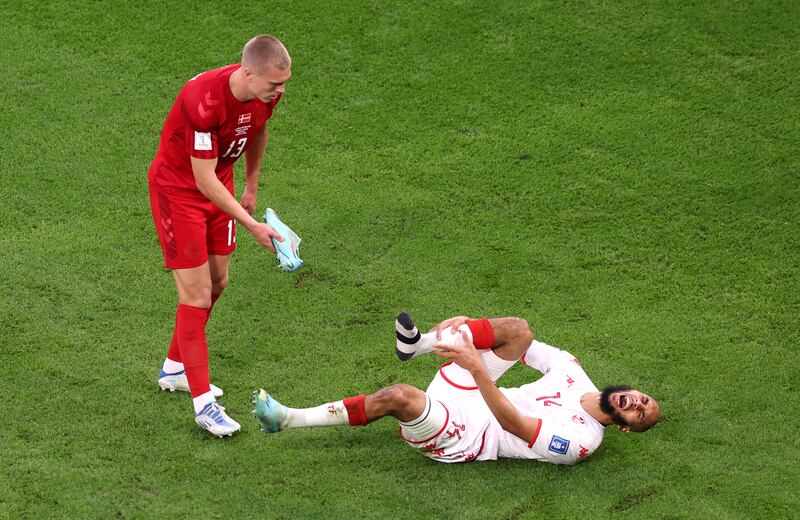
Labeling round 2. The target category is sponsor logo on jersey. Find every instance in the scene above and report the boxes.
[548,435,570,455]
[566,375,575,387]
[235,125,251,136]
[571,414,585,425]
[194,131,212,151]
[238,113,251,124]
[578,445,589,459]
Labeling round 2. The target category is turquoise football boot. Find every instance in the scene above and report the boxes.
[252,388,288,433]
[264,208,303,272]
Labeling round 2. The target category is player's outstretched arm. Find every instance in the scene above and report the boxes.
[191,156,283,251]
[434,333,541,445]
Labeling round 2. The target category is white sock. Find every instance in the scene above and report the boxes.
[412,331,438,355]
[162,358,184,374]
[481,349,518,381]
[193,392,215,414]
[397,329,468,358]
[424,326,472,352]
[284,401,350,428]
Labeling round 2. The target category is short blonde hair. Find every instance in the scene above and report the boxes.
[242,35,290,72]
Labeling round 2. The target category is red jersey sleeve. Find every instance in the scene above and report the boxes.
[180,82,226,160]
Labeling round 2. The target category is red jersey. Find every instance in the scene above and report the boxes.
[148,64,281,192]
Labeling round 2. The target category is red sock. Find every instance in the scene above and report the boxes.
[166,308,182,364]
[166,293,220,365]
[206,293,221,323]
[343,395,367,426]
[176,303,211,398]
[467,318,495,349]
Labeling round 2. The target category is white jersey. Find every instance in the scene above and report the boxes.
[412,339,605,465]
[494,341,605,464]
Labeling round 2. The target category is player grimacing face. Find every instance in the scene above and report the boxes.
[245,64,292,103]
[600,385,661,432]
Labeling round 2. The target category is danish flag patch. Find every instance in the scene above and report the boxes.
[238,113,251,124]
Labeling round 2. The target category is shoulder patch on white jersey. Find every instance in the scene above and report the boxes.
[194,131,212,151]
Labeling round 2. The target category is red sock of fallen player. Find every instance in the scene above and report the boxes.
[467,318,496,349]
[343,395,368,426]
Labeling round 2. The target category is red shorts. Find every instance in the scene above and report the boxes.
[148,181,236,269]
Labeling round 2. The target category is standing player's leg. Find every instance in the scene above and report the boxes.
[151,186,225,398]
[253,384,428,432]
[172,265,213,403]
[157,287,224,397]
[159,254,229,394]
[157,261,223,398]
[207,254,231,311]
[149,182,237,436]
[172,265,240,436]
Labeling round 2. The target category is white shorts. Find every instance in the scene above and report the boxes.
[399,351,516,463]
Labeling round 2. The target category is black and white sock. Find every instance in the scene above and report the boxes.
[395,312,437,360]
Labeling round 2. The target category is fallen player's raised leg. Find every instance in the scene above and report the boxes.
[396,312,532,362]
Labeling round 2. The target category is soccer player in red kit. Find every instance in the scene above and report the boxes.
[148,35,291,436]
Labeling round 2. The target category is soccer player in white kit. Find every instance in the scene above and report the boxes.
[253,313,661,465]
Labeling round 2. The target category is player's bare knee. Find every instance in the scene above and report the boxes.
[378,385,418,412]
[211,274,229,295]
[185,286,213,309]
[384,384,412,406]
[513,318,533,344]
[495,318,532,360]
[378,384,426,422]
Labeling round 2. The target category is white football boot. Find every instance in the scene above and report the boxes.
[158,370,223,398]
[194,402,241,437]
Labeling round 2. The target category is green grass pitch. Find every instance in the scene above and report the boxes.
[1,1,798,518]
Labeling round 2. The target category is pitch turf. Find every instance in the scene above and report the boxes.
[1,1,798,518]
